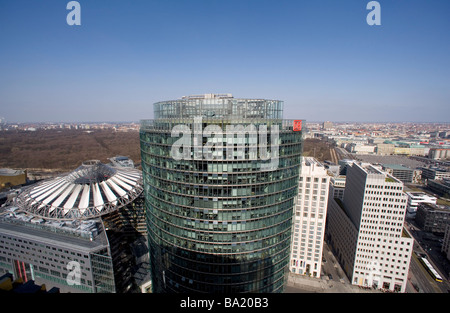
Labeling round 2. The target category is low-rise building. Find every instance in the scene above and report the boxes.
[415,203,450,234]
[427,179,450,198]
[376,143,395,155]
[347,143,376,155]
[405,192,437,216]
[376,142,426,157]
[429,148,450,160]
[421,167,450,181]
[0,169,27,190]
[381,164,416,183]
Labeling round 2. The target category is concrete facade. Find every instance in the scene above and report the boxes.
[290,157,330,278]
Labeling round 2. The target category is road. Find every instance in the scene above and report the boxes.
[320,241,349,284]
[405,221,450,293]
[408,253,442,293]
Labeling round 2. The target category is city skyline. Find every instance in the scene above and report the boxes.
[1,1,449,123]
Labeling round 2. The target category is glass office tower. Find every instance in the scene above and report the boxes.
[140,94,303,293]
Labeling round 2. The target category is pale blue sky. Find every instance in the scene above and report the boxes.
[0,0,449,123]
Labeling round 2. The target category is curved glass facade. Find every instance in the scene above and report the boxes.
[140,95,302,293]
[153,94,283,120]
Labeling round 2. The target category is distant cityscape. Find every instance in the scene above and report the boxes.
[0,119,140,132]
[1,119,449,134]
[305,120,450,166]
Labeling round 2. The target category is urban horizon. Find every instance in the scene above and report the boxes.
[2,119,449,125]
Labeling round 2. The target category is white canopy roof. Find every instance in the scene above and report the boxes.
[15,160,143,220]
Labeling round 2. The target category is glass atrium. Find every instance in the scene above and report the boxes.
[140,94,303,293]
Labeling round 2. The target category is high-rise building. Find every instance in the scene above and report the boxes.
[290,157,330,278]
[326,162,413,292]
[140,94,303,293]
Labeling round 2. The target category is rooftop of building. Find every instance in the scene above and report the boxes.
[405,191,437,199]
[303,157,325,167]
[428,178,450,187]
[382,164,414,171]
[331,175,346,181]
[0,206,109,249]
[422,167,449,173]
[0,169,25,176]
[0,273,60,293]
[357,162,403,183]
[362,163,384,175]
[13,160,143,221]
[108,155,135,168]
[152,93,284,120]
[418,202,450,212]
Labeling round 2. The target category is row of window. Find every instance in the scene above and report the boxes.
[0,237,83,256]
[149,193,294,223]
[152,101,284,120]
[144,163,300,185]
[149,237,288,292]
[0,237,89,273]
[141,151,302,175]
[141,141,301,162]
[147,173,299,198]
[0,234,116,293]
[148,218,292,256]
[366,184,402,190]
[147,181,298,210]
[148,210,293,248]
[141,123,297,142]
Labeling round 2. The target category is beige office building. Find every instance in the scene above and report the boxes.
[327,162,413,292]
[290,157,330,278]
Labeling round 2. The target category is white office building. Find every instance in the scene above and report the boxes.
[405,192,437,217]
[290,157,330,278]
[330,176,346,201]
[326,162,413,292]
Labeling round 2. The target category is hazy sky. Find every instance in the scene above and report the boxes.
[0,0,449,123]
